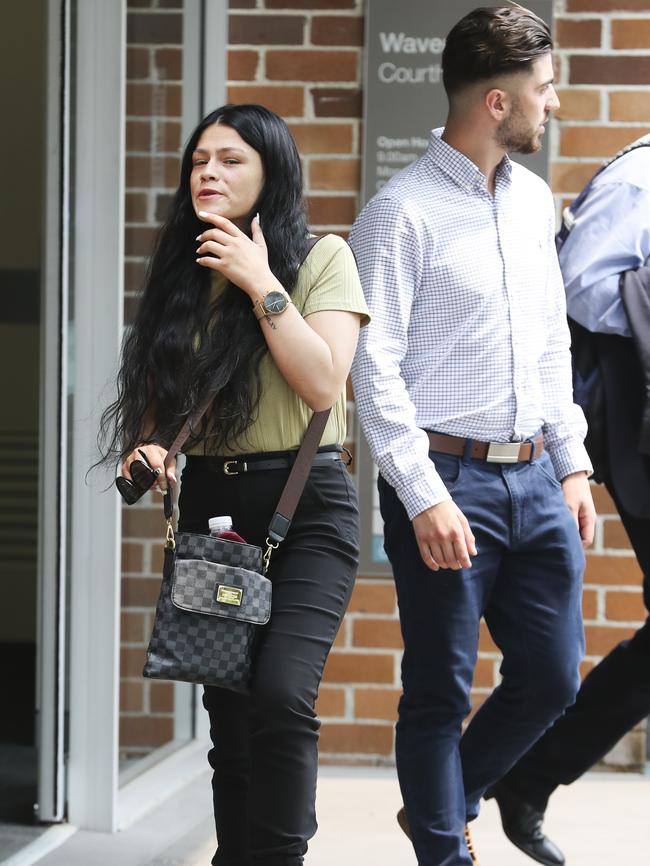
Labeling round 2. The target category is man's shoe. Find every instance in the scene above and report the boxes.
[396,807,481,864]
[396,806,411,838]
[484,781,565,866]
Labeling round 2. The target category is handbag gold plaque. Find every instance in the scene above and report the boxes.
[216,585,243,606]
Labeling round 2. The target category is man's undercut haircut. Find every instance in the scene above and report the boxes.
[442,5,553,100]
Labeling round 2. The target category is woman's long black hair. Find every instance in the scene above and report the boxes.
[99,104,310,461]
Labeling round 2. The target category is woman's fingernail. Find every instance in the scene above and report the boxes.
[171,473,177,483]
[199,210,210,217]
[195,235,202,241]
[255,212,260,222]
[196,246,201,253]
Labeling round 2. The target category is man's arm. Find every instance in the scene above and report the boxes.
[562,179,650,337]
[539,194,596,547]
[349,196,476,570]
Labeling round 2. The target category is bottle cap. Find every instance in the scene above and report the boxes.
[208,515,233,533]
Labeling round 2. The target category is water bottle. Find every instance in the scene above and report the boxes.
[208,515,246,544]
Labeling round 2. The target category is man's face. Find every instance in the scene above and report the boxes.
[495,53,560,155]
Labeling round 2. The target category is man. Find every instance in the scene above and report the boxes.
[486,136,650,866]
[349,7,596,866]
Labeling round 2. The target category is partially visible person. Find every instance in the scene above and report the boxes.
[349,6,595,866]
[100,103,369,866]
[486,134,650,866]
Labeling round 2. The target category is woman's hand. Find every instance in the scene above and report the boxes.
[122,443,177,494]
[196,212,272,298]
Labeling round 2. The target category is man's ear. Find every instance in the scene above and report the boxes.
[485,87,510,122]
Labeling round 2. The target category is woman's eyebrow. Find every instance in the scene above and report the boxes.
[192,146,247,156]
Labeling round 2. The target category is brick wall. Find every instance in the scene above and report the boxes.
[120,0,184,762]
[119,0,649,769]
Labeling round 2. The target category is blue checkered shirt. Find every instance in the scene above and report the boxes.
[350,129,592,520]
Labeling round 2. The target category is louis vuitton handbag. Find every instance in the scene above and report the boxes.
[141,406,330,693]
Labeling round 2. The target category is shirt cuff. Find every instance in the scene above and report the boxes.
[547,440,594,481]
[393,469,452,521]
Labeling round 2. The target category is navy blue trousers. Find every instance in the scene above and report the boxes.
[501,479,650,810]
[378,448,586,866]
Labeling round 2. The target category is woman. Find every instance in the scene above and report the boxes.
[100,104,369,865]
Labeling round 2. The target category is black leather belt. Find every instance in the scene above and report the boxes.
[216,449,349,476]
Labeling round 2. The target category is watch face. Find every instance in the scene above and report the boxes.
[264,290,289,314]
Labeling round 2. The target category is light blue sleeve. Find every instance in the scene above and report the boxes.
[560,179,650,337]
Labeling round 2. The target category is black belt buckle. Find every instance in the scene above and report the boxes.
[223,460,247,475]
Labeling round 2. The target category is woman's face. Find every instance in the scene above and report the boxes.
[190,123,265,229]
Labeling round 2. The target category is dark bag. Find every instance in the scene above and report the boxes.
[142,407,330,693]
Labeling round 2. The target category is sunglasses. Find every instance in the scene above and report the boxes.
[115,449,159,505]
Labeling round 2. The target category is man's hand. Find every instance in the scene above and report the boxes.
[561,471,596,548]
[412,500,477,572]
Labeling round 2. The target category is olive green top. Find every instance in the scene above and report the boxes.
[188,233,370,457]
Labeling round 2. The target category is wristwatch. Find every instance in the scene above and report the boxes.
[252,288,292,320]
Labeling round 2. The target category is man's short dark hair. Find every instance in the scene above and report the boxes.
[442,5,553,99]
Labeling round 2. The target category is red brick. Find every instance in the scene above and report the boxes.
[266,50,357,82]
[316,687,346,717]
[347,581,396,614]
[322,651,394,684]
[605,591,646,622]
[126,83,182,117]
[120,681,144,712]
[289,123,353,154]
[354,688,401,721]
[609,91,650,122]
[124,260,146,294]
[127,12,182,44]
[121,576,163,607]
[121,611,146,643]
[478,622,498,653]
[307,195,357,226]
[126,155,180,187]
[583,588,598,620]
[568,0,650,8]
[122,506,167,537]
[155,47,182,80]
[561,126,650,158]
[585,624,635,655]
[603,518,633,549]
[590,485,617,514]
[127,120,152,151]
[556,18,602,48]
[612,18,650,49]
[310,158,360,191]
[227,85,304,117]
[230,0,255,6]
[333,619,348,649]
[555,89,601,122]
[151,543,166,574]
[352,618,403,649]
[570,55,650,86]
[311,15,364,46]
[127,46,150,79]
[312,87,362,118]
[150,681,175,713]
[584,555,642,586]
[125,193,148,223]
[119,715,174,747]
[551,161,602,194]
[122,541,145,573]
[472,657,496,688]
[266,0,355,7]
[319,722,393,754]
[228,49,259,81]
[156,120,182,152]
[125,226,158,257]
[121,647,147,677]
[229,14,305,45]
[580,659,594,679]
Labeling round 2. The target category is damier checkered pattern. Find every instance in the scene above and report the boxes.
[143,532,271,692]
[350,128,592,521]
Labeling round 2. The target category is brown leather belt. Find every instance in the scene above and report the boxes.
[426,431,544,464]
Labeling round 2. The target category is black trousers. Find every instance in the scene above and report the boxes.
[178,454,359,866]
[501,481,650,811]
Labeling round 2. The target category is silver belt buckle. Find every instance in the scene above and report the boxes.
[223,460,247,475]
[486,442,521,464]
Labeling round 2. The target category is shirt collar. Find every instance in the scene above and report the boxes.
[426,127,512,193]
